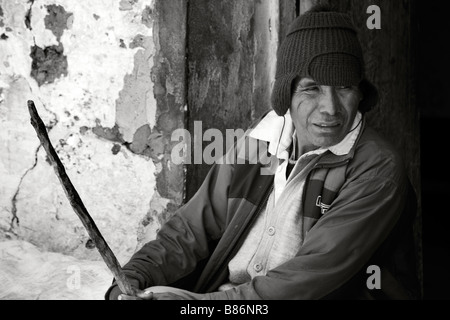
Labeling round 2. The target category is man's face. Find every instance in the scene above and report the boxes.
[290,77,362,153]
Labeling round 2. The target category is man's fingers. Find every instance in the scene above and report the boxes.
[118,294,142,300]
[118,289,154,300]
[136,289,154,300]
[152,292,184,300]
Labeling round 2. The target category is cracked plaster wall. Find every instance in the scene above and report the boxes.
[0,0,185,293]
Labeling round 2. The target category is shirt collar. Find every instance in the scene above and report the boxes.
[248,110,362,160]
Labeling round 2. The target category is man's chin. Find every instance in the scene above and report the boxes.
[312,136,344,149]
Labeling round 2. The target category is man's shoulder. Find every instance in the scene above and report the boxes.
[357,126,401,158]
[349,125,406,181]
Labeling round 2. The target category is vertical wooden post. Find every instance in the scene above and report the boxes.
[185,0,296,199]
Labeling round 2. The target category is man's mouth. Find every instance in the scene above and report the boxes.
[314,122,341,128]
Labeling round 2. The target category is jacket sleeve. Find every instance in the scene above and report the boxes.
[205,168,410,300]
[105,163,233,299]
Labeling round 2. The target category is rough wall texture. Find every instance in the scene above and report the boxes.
[0,0,186,299]
[135,0,186,247]
[186,0,291,199]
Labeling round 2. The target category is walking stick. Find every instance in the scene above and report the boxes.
[27,100,135,296]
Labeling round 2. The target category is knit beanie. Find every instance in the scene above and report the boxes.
[271,10,365,116]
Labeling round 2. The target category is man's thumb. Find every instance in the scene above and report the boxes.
[135,289,154,300]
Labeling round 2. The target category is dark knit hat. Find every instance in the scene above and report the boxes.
[271,9,367,116]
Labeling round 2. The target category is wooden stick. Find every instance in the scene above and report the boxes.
[27,100,135,297]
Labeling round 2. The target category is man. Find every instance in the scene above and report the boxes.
[106,5,420,300]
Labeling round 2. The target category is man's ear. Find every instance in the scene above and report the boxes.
[358,79,379,114]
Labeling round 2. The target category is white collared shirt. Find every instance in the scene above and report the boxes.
[248,110,362,204]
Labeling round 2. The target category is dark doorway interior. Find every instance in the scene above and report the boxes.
[418,2,450,300]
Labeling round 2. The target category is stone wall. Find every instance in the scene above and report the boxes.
[0,0,186,299]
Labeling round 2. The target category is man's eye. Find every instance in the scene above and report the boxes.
[302,86,319,93]
[338,86,351,90]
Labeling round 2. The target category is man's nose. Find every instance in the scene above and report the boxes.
[318,87,339,116]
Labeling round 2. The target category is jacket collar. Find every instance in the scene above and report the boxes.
[314,117,366,168]
[248,110,364,163]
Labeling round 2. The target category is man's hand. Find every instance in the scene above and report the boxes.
[118,286,207,300]
[118,288,153,300]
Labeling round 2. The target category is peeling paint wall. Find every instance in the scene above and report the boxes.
[0,0,186,298]
[1,0,289,299]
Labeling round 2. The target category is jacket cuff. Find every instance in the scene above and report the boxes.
[104,277,142,300]
[105,284,123,300]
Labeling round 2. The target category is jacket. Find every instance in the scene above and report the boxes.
[106,118,420,300]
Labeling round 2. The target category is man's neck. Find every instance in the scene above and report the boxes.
[292,133,319,160]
